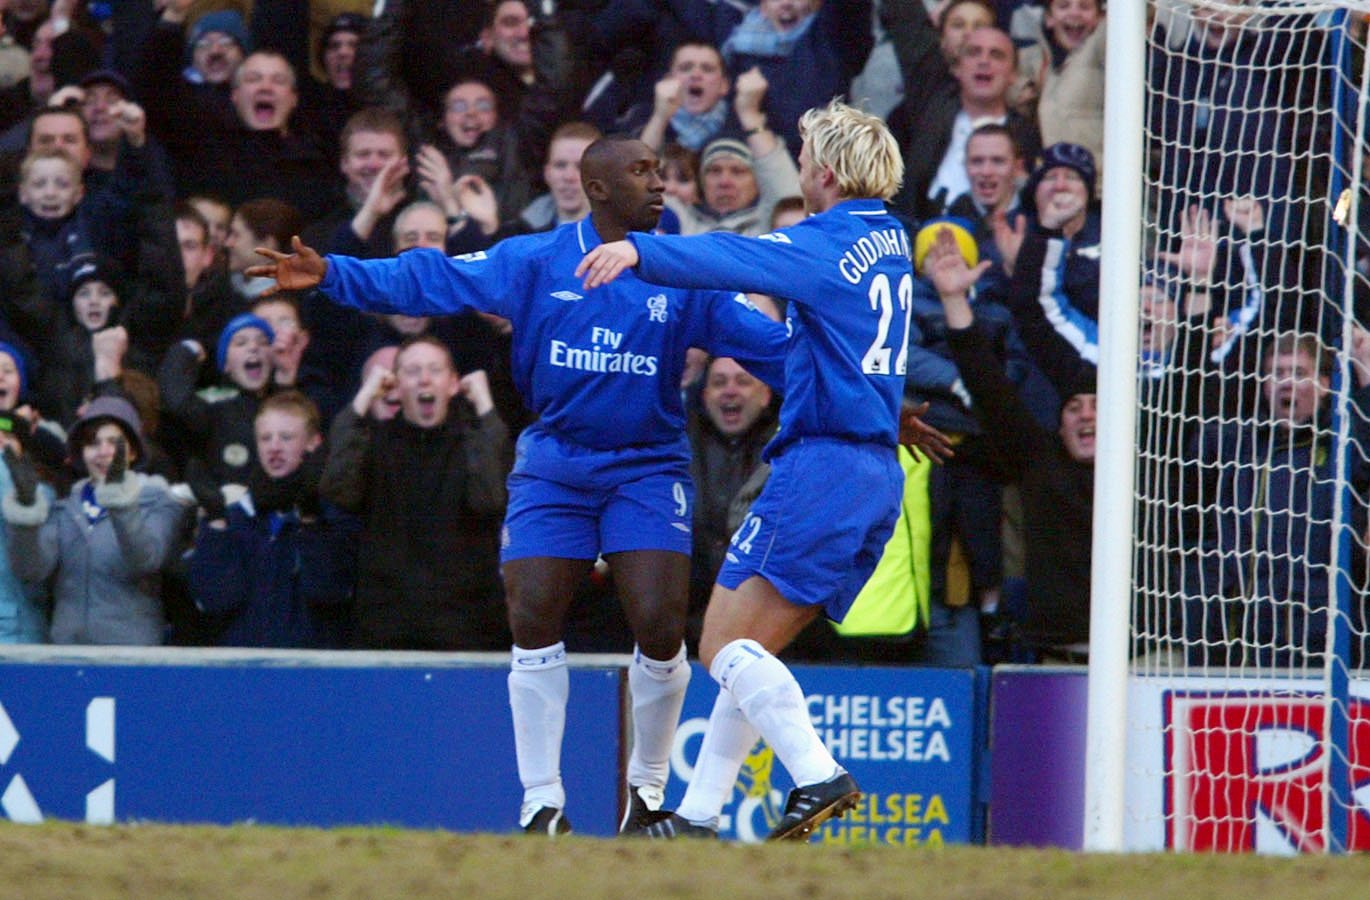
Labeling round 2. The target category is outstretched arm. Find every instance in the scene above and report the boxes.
[579,229,814,298]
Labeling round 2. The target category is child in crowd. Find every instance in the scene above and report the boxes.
[33,254,173,427]
[18,148,93,304]
[1,397,188,645]
[188,391,355,648]
[158,313,278,491]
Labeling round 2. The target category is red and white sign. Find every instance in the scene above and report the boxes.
[1164,692,1370,852]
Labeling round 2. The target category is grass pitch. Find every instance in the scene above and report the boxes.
[4,823,1370,899]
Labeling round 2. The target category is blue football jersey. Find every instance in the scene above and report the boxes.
[629,198,913,458]
[319,218,787,456]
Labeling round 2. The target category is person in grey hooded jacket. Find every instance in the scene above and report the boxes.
[2,396,188,645]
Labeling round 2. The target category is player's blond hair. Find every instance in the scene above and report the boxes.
[798,99,904,201]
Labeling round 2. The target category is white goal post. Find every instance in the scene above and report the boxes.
[1087,0,1370,852]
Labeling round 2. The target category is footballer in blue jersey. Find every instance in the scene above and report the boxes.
[578,99,924,842]
[247,136,789,837]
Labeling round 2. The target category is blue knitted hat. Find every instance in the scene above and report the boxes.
[187,10,252,62]
[0,341,27,396]
[216,314,275,372]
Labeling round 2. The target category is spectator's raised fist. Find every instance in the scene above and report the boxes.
[109,100,147,147]
[653,76,683,116]
[734,67,769,111]
[458,369,494,416]
[91,325,129,362]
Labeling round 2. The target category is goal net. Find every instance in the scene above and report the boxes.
[1118,0,1370,852]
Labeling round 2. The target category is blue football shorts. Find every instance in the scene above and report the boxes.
[716,438,902,622]
[500,431,694,563]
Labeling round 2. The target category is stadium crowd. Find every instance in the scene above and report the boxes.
[0,0,1359,670]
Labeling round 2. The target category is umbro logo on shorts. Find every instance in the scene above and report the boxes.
[551,290,583,302]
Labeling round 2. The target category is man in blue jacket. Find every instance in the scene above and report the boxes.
[246,135,789,837]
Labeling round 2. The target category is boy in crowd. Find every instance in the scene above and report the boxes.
[158,312,277,491]
[189,391,354,649]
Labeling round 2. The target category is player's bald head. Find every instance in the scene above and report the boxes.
[579,135,664,235]
[580,135,654,193]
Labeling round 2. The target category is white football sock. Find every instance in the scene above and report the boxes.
[508,642,569,813]
[675,688,759,828]
[626,643,690,791]
[712,638,840,788]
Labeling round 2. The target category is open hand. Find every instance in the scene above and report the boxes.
[245,236,327,295]
[1156,205,1217,283]
[900,401,954,464]
[989,211,1025,277]
[575,240,640,290]
[926,227,991,300]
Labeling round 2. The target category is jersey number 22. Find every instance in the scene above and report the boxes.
[861,272,913,376]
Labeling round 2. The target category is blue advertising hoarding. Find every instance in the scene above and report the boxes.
[663,663,981,844]
[0,656,623,835]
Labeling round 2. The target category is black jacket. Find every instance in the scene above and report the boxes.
[320,405,510,650]
[948,320,1092,648]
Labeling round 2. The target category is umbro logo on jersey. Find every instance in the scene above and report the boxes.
[552,290,583,301]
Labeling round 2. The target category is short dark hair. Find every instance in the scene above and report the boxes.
[174,201,210,244]
[662,142,698,183]
[340,106,408,156]
[967,122,1022,158]
[231,50,297,90]
[27,106,89,149]
[235,198,304,251]
[670,40,728,76]
[483,0,531,29]
[937,0,997,32]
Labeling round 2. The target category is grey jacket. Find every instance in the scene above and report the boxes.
[3,473,188,645]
